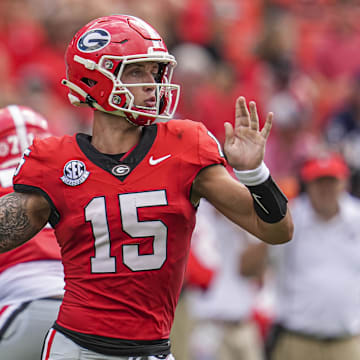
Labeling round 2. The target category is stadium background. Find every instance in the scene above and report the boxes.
[1,0,359,195]
[1,0,359,357]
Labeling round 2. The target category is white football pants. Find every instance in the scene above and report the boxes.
[0,298,62,360]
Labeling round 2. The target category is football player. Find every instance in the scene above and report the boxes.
[0,105,64,360]
[0,15,293,360]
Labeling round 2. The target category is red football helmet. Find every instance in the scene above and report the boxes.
[62,15,180,126]
[0,105,50,168]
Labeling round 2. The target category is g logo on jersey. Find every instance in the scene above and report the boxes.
[61,160,90,186]
[77,29,111,53]
[112,164,130,176]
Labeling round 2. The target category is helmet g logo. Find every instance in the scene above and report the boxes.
[77,29,111,53]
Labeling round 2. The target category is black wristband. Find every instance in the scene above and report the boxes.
[246,176,288,223]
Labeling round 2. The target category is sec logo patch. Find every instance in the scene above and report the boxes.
[61,160,90,186]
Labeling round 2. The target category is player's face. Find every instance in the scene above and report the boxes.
[306,177,345,218]
[121,61,160,109]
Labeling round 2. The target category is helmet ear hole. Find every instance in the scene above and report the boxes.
[81,78,97,87]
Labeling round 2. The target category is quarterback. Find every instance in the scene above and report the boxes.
[0,15,293,360]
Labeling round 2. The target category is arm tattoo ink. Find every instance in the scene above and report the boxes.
[0,193,39,252]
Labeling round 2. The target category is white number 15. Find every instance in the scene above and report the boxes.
[85,190,168,273]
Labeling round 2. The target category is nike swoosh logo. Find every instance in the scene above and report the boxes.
[149,154,171,165]
[252,193,269,214]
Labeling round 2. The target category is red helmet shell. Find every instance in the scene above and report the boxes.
[63,15,180,126]
[0,105,49,168]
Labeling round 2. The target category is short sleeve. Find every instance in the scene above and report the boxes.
[13,138,61,226]
[196,122,226,168]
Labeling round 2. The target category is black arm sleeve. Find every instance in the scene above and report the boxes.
[246,176,288,223]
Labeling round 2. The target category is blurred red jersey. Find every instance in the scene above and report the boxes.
[0,167,60,274]
[13,119,226,340]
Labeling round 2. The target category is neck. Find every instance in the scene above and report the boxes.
[314,203,339,221]
[91,111,143,154]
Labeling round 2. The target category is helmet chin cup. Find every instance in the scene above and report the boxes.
[63,15,181,126]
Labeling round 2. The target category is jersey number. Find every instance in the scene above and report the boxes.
[85,190,168,273]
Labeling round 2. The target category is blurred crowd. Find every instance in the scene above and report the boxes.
[2,0,360,359]
[2,0,360,196]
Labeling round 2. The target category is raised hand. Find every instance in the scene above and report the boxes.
[223,96,272,171]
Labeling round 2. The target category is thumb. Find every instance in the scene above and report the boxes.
[224,122,234,145]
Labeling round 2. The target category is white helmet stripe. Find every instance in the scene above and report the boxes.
[7,105,29,152]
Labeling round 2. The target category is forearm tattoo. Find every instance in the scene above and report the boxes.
[0,193,39,252]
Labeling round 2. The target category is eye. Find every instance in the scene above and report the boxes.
[131,69,142,76]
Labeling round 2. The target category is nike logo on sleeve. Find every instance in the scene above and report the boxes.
[252,193,270,214]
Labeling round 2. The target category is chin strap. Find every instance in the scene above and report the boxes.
[62,79,90,106]
[61,78,129,117]
[61,78,156,128]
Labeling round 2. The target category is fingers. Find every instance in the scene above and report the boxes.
[249,101,259,131]
[234,96,273,139]
[261,112,273,139]
[235,96,250,128]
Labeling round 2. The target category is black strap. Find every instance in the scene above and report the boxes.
[53,322,171,357]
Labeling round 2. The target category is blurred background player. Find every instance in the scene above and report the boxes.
[186,199,265,360]
[171,201,220,360]
[0,105,64,360]
[267,149,360,360]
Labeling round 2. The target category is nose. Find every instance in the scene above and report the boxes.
[143,74,156,92]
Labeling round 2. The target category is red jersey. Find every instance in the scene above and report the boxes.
[0,167,60,274]
[13,119,226,340]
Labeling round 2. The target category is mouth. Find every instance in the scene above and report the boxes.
[144,96,157,108]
